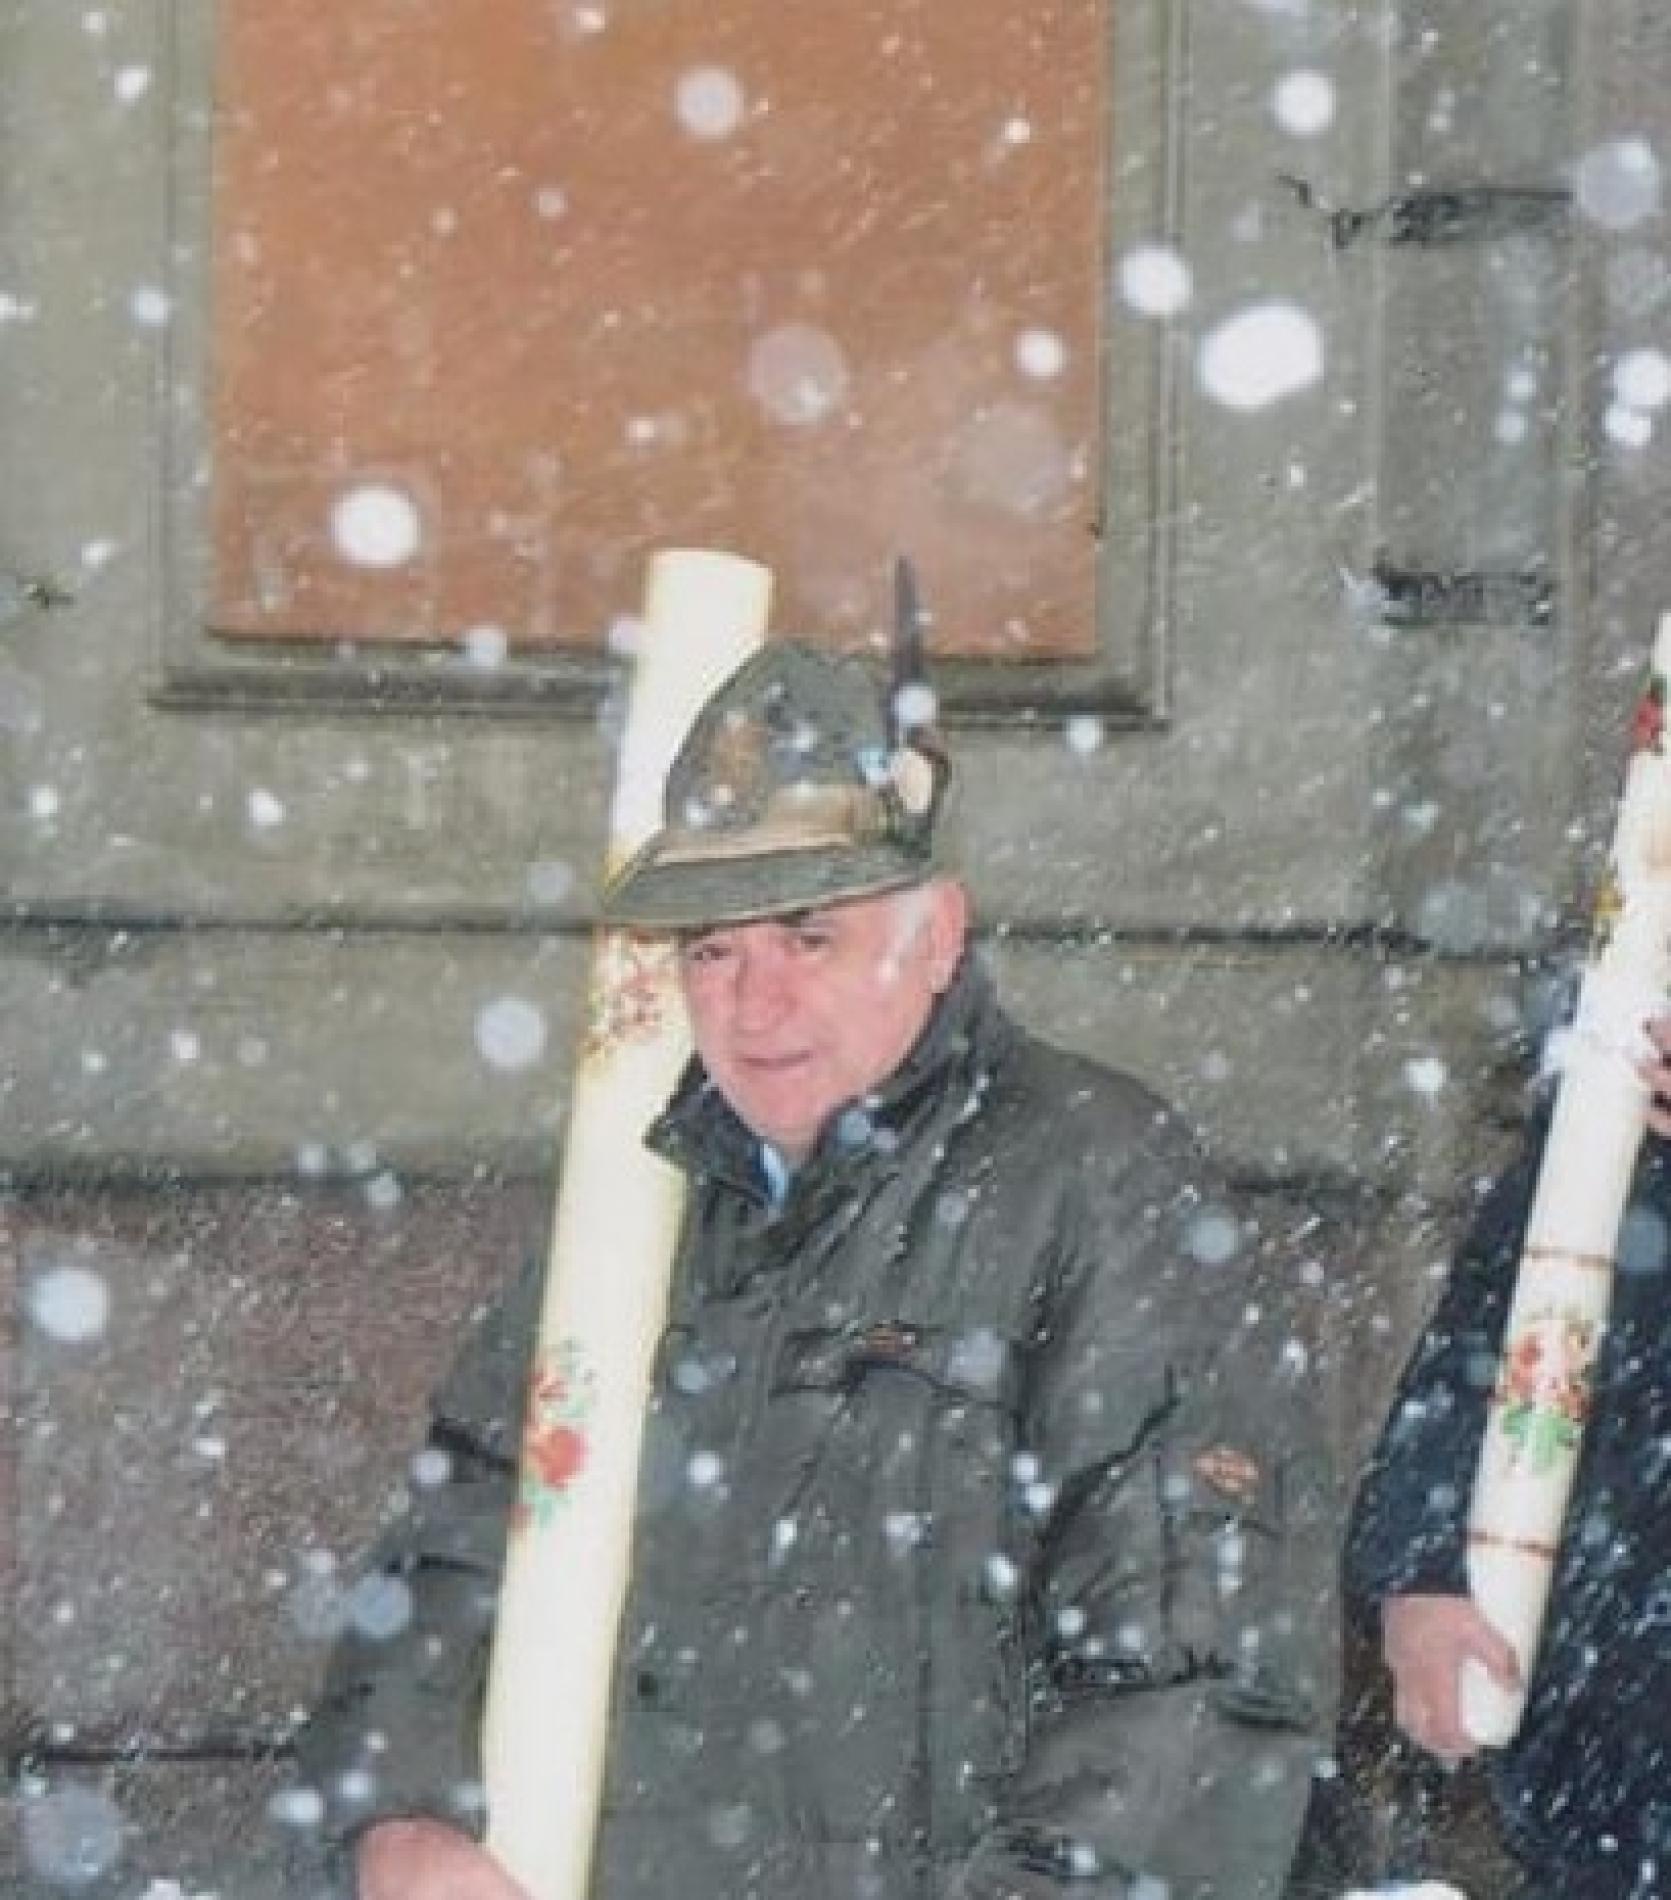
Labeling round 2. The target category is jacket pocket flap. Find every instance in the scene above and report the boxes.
[773,1321,1018,1408]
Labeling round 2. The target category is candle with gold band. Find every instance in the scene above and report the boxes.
[481,549,772,1897]
[1463,611,1671,1745]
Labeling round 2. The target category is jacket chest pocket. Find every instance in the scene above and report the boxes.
[758,1319,1032,1840]
[771,1317,1023,1410]
[774,1317,1032,1732]
[757,1317,1024,1503]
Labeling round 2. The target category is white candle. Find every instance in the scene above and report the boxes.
[481,549,772,1897]
[1463,611,1671,1744]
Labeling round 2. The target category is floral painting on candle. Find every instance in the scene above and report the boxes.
[1492,1302,1599,1477]
[513,1338,597,1531]
[583,935,679,1066]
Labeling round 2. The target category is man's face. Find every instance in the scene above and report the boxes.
[676,881,969,1163]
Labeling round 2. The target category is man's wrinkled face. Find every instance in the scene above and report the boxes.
[676,881,969,1163]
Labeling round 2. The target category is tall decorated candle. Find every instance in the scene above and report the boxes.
[480,550,772,1896]
[1463,612,1671,1744]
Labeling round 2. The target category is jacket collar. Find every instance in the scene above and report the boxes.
[645,951,1012,1206]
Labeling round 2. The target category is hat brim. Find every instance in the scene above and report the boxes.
[602,841,932,931]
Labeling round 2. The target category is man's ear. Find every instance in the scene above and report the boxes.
[923,880,971,993]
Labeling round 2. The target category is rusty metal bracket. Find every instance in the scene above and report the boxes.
[1367,556,1554,629]
[1279,174,1570,249]
[0,569,77,626]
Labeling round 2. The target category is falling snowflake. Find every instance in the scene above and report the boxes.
[27,1263,111,1344]
[364,1170,403,1212]
[1615,348,1671,411]
[746,323,851,426]
[288,1572,349,1641]
[1340,1887,1468,1900]
[348,1573,415,1641]
[1574,138,1661,231]
[1606,402,1654,449]
[892,681,937,731]
[268,1786,327,1828]
[475,996,549,1071]
[983,1552,1020,1596]
[1063,714,1103,755]
[129,285,171,326]
[525,859,575,905]
[1185,1211,1243,1267]
[688,1450,725,1489]
[675,66,746,140]
[1118,244,1192,318]
[1014,328,1068,379]
[330,483,422,569]
[1413,880,1491,953]
[461,623,509,668]
[1197,302,1324,411]
[21,1783,124,1885]
[1272,71,1335,137]
[247,788,286,829]
[411,1447,453,1488]
[1403,1055,1448,1098]
[884,1511,929,1549]
[707,1803,754,1849]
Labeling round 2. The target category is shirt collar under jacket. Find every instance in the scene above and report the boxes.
[758,1142,793,1209]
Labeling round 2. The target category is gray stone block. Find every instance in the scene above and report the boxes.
[12,1182,547,1742]
[9,1757,308,1900]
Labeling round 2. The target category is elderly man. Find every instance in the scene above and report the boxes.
[296,645,1337,1900]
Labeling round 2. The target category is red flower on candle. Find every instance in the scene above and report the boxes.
[585,931,677,1064]
[1507,1332,1544,1386]
[1631,674,1666,755]
[513,1336,597,1532]
[529,1421,588,1490]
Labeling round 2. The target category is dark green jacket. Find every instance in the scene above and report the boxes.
[297,960,1338,1898]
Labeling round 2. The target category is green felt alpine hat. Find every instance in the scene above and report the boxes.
[601,642,952,930]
